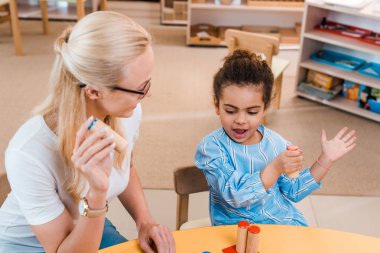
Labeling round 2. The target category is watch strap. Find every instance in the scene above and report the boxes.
[81,197,108,218]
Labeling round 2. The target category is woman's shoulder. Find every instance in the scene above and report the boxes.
[5,115,59,178]
[7,115,57,152]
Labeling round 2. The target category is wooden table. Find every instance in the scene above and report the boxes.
[99,224,380,253]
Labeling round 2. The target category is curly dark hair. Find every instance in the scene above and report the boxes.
[213,49,274,109]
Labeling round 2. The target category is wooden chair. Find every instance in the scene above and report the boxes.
[0,170,11,206]
[224,29,286,120]
[0,0,23,55]
[173,166,210,230]
[39,0,108,34]
[225,29,279,67]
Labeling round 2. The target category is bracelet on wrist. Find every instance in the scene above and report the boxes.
[316,159,331,171]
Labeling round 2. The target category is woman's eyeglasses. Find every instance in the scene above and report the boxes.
[79,78,151,100]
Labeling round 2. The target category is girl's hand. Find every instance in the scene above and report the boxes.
[271,148,303,176]
[321,127,356,163]
[138,222,176,253]
[71,116,116,194]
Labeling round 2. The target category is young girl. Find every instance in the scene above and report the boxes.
[194,50,356,226]
[0,12,175,252]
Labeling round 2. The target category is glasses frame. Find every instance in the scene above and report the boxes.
[79,78,151,100]
[110,78,151,100]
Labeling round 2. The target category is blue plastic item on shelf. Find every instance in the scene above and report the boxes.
[369,99,380,114]
[357,62,380,79]
[311,49,366,71]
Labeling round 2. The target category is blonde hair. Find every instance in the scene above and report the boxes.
[34,11,152,202]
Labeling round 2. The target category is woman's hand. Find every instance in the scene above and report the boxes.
[138,222,176,253]
[320,127,356,163]
[271,148,303,176]
[71,116,116,195]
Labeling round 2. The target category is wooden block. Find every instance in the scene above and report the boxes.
[286,145,300,178]
[246,225,260,253]
[222,245,237,253]
[236,221,249,253]
[88,119,128,153]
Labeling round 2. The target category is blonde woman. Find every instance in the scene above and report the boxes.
[0,11,175,253]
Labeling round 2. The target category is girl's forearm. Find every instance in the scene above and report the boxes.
[310,153,333,183]
[260,163,282,191]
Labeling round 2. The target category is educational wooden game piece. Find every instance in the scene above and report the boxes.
[287,145,300,178]
[236,220,250,253]
[222,245,237,253]
[245,225,260,253]
[88,118,128,153]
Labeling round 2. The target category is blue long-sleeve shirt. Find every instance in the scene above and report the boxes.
[194,125,321,226]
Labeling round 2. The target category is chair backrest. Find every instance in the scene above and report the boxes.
[0,170,11,206]
[224,29,280,67]
[173,166,209,230]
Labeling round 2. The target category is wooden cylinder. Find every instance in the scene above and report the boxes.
[287,145,300,178]
[88,118,128,153]
[236,220,250,253]
[245,225,260,253]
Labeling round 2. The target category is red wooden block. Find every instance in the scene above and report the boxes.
[222,245,237,253]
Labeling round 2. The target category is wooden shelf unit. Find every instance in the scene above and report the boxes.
[190,2,304,11]
[161,0,188,25]
[296,0,380,122]
[186,0,304,48]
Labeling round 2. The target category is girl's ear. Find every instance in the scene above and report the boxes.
[84,85,102,100]
[214,97,220,115]
[215,106,220,115]
[262,103,269,118]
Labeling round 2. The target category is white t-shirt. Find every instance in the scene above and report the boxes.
[0,104,141,252]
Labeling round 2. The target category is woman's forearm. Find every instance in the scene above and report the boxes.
[118,166,155,230]
[57,192,108,253]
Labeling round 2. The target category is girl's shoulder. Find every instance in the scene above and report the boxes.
[201,128,228,144]
[261,125,289,145]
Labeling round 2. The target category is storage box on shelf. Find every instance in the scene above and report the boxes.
[186,0,304,49]
[161,0,188,25]
[296,0,380,122]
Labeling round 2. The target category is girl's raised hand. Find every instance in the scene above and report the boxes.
[321,127,356,163]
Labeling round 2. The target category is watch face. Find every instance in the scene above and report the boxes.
[78,198,87,216]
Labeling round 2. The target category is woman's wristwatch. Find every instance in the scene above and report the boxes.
[79,197,108,218]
